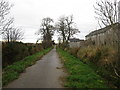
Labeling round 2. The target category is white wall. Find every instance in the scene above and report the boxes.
[69,42,81,48]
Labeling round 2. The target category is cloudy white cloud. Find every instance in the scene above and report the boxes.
[8,0,101,43]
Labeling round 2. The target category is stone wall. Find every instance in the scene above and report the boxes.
[69,42,80,48]
[85,23,120,47]
[69,40,84,48]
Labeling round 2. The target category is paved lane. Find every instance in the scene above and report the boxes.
[5,47,66,88]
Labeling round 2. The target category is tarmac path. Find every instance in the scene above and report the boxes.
[5,47,66,88]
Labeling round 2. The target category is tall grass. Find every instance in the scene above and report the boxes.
[77,46,117,65]
[63,46,120,88]
[57,47,108,88]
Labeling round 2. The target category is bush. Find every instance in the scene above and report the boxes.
[42,41,53,49]
[2,42,29,67]
[2,42,44,68]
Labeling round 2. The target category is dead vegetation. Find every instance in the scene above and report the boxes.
[63,46,120,88]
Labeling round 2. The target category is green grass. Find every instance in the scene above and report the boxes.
[57,48,108,88]
[2,47,53,86]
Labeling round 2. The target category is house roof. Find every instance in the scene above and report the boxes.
[69,38,84,42]
[69,38,80,42]
[85,23,119,37]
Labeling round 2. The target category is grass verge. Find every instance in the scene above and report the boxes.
[57,48,108,88]
[2,47,53,86]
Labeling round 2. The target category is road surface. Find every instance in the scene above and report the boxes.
[4,47,66,88]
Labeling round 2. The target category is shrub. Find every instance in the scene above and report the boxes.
[2,42,44,68]
[2,42,29,67]
[42,41,53,49]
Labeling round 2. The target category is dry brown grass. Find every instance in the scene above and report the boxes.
[63,46,119,88]
[75,46,117,66]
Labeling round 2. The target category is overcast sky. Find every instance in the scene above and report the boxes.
[8,0,103,43]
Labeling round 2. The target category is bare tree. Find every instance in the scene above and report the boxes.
[9,28,23,42]
[55,16,67,43]
[0,0,13,32]
[94,0,118,27]
[65,15,80,42]
[2,17,14,33]
[56,15,80,43]
[38,17,54,42]
[0,0,23,43]
[36,17,54,48]
[2,18,23,42]
[2,18,14,42]
[0,0,13,19]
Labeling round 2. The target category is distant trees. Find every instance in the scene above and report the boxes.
[55,16,67,43]
[37,17,54,48]
[55,15,79,43]
[0,0,23,42]
[36,15,79,48]
[65,15,80,42]
[40,17,54,42]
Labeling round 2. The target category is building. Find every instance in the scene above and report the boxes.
[85,23,120,46]
[69,38,84,48]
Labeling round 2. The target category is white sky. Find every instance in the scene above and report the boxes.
[8,0,101,43]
